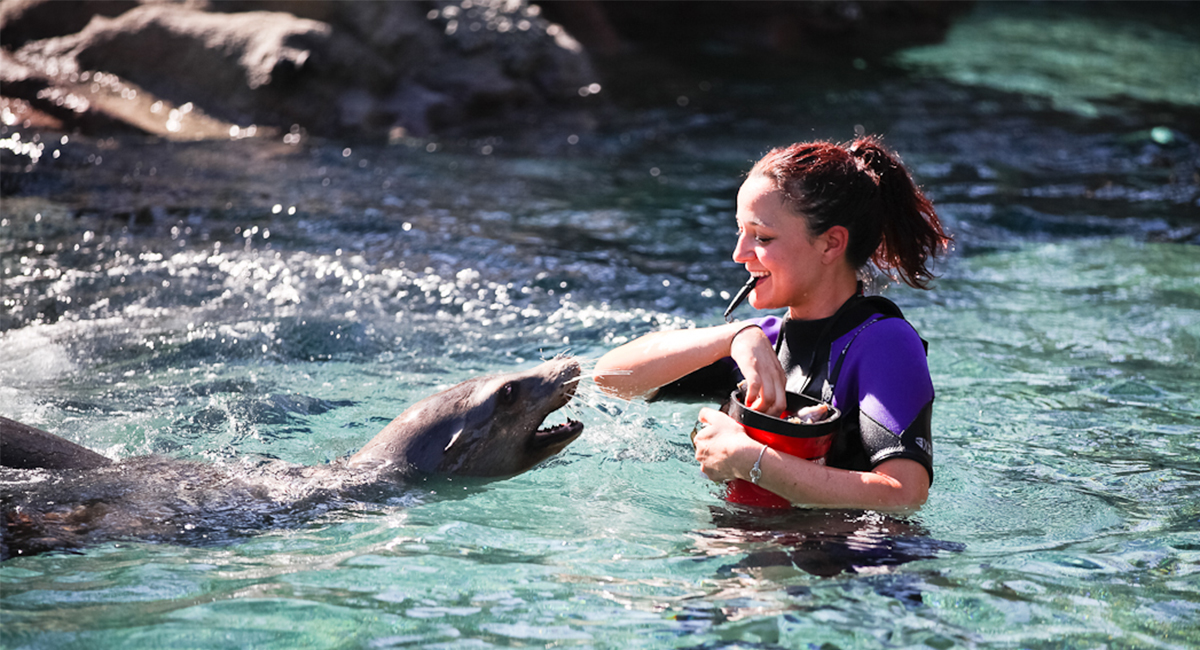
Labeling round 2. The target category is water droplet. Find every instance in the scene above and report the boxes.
[1150,126,1174,145]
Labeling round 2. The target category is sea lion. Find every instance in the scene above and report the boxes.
[1,416,115,471]
[0,357,584,559]
[348,354,583,478]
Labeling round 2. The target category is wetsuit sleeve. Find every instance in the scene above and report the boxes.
[652,316,783,402]
[836,318,935,481]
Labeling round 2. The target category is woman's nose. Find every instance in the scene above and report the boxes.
[732,233,754,263]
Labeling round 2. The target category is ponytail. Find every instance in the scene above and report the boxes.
[849,136,950,288]
[749,135,951,289]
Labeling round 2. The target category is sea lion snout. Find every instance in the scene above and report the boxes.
[348,357,586,478]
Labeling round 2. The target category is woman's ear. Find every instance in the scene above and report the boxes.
[820,225,850,263]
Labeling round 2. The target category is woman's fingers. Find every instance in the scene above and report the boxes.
[763,365,788,415]
[694,408,736,482]
[694,407,736,444]
[742,375,767,410]
[730,326,788,416]
[744,361,787,416]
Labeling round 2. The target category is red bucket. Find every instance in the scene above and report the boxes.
[723,388,840,508]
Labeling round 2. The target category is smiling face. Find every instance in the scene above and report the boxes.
[732,174,855,320]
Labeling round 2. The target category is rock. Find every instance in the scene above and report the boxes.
[0,48,147,135]
[380,83,457,137]
[2,0,962,140]
[0,0,139,49]
[12,5,359,131]
[2,0,599,139]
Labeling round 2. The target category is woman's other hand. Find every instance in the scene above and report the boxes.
[692,405,929,510]
[692,407,756,483]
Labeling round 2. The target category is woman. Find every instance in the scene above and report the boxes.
[594,136,951,511]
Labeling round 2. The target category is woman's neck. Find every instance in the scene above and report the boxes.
[786,273,860,321]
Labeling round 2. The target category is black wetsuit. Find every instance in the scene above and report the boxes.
[660,294,934,480]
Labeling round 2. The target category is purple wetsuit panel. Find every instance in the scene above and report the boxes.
[766,310,934,479]
[829,318,933,439]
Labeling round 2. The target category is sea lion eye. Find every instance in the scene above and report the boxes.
[498,381,519,405]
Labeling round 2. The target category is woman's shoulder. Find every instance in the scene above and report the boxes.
[836,313,934,404]
[856,313,925,347]
[840,313,929,370]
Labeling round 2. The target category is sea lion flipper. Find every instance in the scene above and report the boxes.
[0,416,113,470]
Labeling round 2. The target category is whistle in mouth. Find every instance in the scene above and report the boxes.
[723,276,758,323]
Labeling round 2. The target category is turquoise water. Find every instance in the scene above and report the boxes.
[3,3,1199,648]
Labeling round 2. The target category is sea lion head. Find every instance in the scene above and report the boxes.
[347,357,584,479]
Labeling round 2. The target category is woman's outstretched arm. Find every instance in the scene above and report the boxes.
[593,322,788,414]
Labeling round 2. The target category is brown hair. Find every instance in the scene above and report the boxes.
[748,135,951,289]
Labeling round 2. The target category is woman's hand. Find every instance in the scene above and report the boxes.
[729,325,787,416]
[692,407,757,483]
[692,406,929,510]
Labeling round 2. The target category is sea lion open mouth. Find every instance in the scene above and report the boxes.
[530,417,585,450]
[525,357,584,451]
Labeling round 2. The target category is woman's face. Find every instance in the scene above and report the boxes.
[732,175,832,317]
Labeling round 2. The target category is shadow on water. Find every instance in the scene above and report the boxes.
[695,507,964,581]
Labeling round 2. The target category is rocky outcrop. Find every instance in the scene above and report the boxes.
[0,0,140,48]
[0,0,964,140]
[1,0,599,139]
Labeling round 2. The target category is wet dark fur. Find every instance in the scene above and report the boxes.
[1,358,583,560]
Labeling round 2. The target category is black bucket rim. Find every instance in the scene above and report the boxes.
[727,388,841,439]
